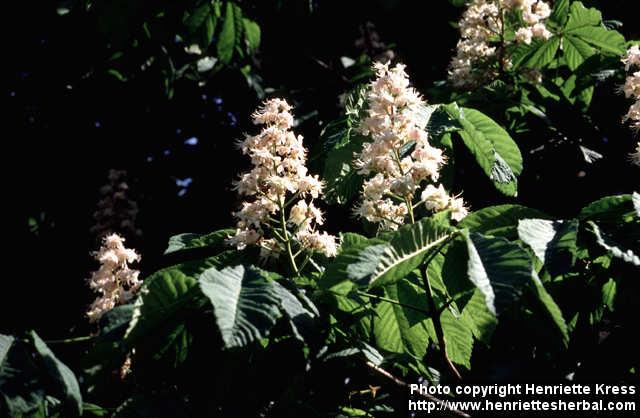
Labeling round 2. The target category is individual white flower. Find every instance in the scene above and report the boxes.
[185,44,202,55]
[515,27,533,45]
[531,23,552,40]
[449,196,469,222]
[421,184,450,211]
[197,56,217,73]
[622,45,640,71]
[87,233,142,323]
[296,231,338,257]
[259,239,282,262]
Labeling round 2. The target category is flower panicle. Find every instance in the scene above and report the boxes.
[354,62,468,230]
[86,233,142,323]
[449,0,552,89]
[228,98,337,260]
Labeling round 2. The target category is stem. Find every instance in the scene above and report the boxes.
[365,361,470,418]
[420,265,462,381]
[405,196,416,224]
[278,198,299,276]
[45,335,94,344]
[355,290,431,316]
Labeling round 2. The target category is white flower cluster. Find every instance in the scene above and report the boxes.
[621,46,640,133]
[449,0,552,88]
[228,98,338,258]
[354,62,468,230]
[87,234,142,323]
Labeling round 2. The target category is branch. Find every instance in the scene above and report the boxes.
[365,361,470,418]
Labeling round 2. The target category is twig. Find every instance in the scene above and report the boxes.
[365,361,470,418]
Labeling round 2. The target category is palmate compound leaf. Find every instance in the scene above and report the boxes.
[199,265,281,348]
[518,218,579,276]
[346,218,456,288]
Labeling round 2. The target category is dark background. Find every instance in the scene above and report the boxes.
[5,0,638,341]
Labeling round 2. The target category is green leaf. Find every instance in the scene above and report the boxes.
[549,0,570,25]
[98,304,134,341]
[460,290,497,344]
[0,339,44,415]
[125,268,199,347]
[320,236,386,292]
[459,204,549,239]
[563,34,596,70]
[272,281,317,342]
[440,309,473,369]
[579,194,635,223]
[448,106,522,196]
[518,218,579,276]
[564,2,625,55]
[0,334,12,366]
[217,2,243,64]
[347,218,455,288]
[242,18,260,54]
[372,276,435,357]
[462,231,534,315]
[323,136,366,204]
[184,2,212,34]
[587,221,640,266]
[30,331,82,416]
[529,273,569,346]
[164,229,234,254]
[525,37,561,69]
[199,265,281,348]
[601,278,616,312]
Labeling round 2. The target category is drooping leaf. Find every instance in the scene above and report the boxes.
[587,221,640,266]
[199,265,281,348]
[459,204,550,239]
[529,273,569,347]
[447,105,522,196]
[518,218,579,276]
[462,231,534,315]
[460,290,497,345]
[30,331,82,416]
[323,135,366,204]
[217,2,243,64]
[347,218,455,288]
[272,281,317,343]
[440,309,473,369]
[242,18,260,53]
